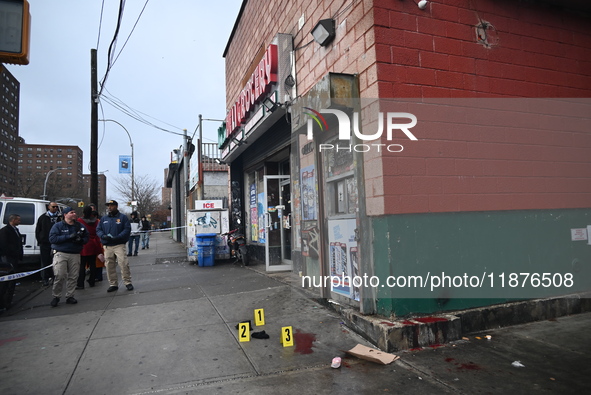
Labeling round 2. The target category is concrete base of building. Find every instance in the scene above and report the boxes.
[329,292,591,352]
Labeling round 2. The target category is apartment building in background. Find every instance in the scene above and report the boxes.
[0,65,20,197]
[17,142,84,201]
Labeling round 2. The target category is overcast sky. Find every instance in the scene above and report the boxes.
[7,0,242,204]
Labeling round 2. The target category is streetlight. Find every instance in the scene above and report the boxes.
[99,119,135,203]
[42,168,63,200]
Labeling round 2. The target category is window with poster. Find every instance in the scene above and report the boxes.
[322,137,360,301]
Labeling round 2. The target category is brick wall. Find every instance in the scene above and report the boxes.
[224,1,591,217]
[225,0,377,107]
[368,0,591,215]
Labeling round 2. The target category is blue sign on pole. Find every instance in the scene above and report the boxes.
[119,155,132,174]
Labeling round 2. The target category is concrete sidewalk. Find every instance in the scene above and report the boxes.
[1,232,589,394]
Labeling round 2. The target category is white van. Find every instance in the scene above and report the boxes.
[0,197,66,265]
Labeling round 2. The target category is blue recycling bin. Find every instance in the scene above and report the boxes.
[196,233,217,266]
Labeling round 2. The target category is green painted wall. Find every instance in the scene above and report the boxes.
[372,209,591,317]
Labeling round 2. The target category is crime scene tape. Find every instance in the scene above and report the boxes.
[150,225,188,232]
[0,262,55,282]
[0,225,192,282]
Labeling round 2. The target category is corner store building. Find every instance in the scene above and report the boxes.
[219,0,591,324]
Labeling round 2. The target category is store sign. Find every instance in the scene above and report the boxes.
[195,200,223,209]
[226,44,278,137]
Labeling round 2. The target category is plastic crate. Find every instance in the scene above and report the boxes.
[198,245,215,267]
[196,233,217,247]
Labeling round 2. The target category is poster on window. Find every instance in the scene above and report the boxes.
[292,179,301,250]
[250,183,256,207]
[249,183,258,242]
[258,192,266,243]
[328,218,358,300]
[300,165,317,220]
[250,207,258,242]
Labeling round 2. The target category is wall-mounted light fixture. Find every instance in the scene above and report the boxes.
[413,0,428,10]
[232,137,247,146]
[262,96,279,113]
[311,18,335,46]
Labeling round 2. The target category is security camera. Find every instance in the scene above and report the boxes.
[417,0,428,9]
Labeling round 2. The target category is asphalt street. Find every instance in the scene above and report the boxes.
[0,232,589,394]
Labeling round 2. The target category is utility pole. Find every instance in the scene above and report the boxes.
[90,49,99,205]
[198,114,203,200]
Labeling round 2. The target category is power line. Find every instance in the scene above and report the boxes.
[103,88,185,131]
[98,0,126,96]
[96,0,106,49]
[100,95,185,136]
[111,0,150,67]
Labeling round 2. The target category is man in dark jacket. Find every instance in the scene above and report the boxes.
[35,202,62,286]
[48,207,88,307]
[0,214,24,269]
[0,214,22,312]
[96,200,133,292]
[140,215,151,250]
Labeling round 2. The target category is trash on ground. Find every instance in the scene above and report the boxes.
[345,344,400,365]
[511,361,525,368]
[485,335,492,340]
[462,337,469,340]
[252,331,269,339]
[331,357,341,368]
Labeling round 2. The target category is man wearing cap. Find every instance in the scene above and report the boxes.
[48,207,89,307]
[96,200,133,292]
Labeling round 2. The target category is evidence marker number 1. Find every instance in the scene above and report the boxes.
[254,308,265,326]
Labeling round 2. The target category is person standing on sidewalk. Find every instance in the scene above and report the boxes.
[128,211,141,257]
[96,200,133,292]
[76,206,102,289]
[0,214,24,270]
[140,215,151,250]
[49,207,88,307]
[35,202,62,286]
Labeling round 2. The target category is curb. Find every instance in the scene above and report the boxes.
[333,292,591,352]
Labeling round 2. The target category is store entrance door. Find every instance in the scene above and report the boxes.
[264,175,292,271]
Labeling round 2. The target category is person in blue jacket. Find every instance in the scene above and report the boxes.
[49,207,89,307]
[96,200,133,292]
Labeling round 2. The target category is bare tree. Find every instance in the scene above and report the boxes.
[17,170,85,202]
[16,170,46,198]
[112,174,161,216]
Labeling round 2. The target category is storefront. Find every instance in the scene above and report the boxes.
[219,34,298,273]
[220,38,372,309]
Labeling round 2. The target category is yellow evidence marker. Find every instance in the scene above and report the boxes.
[254,309,265,326]
[239,322,250,342]
[281,326,294,347]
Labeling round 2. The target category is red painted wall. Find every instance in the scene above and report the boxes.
[368,0,591,215]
